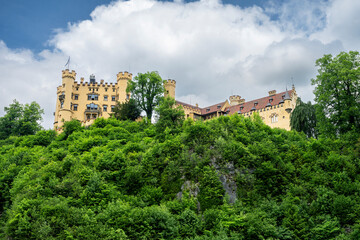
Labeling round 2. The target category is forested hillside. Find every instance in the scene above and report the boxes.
[1,114,360,239]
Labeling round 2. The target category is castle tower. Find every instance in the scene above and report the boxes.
[164,79,176,99]
[229,95,242,106]
[117,71,132,102]
[54,69,76,130]
[284,89,292,113]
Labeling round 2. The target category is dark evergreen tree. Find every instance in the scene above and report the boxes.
[290,98,318,138]
[112,98,141,121]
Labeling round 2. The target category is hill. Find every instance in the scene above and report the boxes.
[1,115,360,239]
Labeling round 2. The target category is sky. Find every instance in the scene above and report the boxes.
[0,0,358,129]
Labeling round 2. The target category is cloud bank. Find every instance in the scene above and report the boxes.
[0,0,358,129]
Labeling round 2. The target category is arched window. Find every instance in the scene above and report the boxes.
[271,114,278,123]
[86,103,98,110]
[87,94,98,101]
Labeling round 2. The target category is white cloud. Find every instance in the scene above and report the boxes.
[0,0,358,129]
[311,0,360,50]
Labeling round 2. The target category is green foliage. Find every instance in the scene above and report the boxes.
[0,100,44,139]
[155,96,185,138]
[312,51,360,137]
[112,98,141,121]
[63,119,82,138]
[198,167,225,211]
[0,114,360,239]
[290,98,318,138]
[127,71,165,120]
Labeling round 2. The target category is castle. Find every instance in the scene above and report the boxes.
[54,69,132,131]
[54,69,297,131]
[164,79,297,130]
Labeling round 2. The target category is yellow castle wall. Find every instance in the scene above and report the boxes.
[240,95,297,131]
[54,69,131,131]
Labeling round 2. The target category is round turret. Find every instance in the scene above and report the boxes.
[164,79,176,98]
[229,95,242,106]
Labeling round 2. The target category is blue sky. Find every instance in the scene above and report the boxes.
[0,0,357,129]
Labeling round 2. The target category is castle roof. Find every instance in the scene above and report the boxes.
[176,100,227,115]
[200,101,227,115]
[175,100,201,111]
[176,89,294,117]
[225,90,293,115]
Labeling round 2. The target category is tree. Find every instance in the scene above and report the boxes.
[198,166,225,211]
[0,100,44,139]
[112,98,141,121]
[312,51,360,137]
[63,119,82,138]
[127,71,165,120]
[155,96,185,135]
[290,98,318,138]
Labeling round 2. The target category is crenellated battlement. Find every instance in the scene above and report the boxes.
[165,79,176,86]
[229,95,243,106]
[117,71,132,81]
[268,90,276,96]
[229,95,241,101]
[62,69,76,80]
[164,79,176,98]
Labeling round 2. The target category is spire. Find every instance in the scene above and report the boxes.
[284,88,291,100]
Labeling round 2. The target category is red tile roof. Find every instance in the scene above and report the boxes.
[225,90,293,115]
[175,100,201,111]
[200,101,227,115]
[176,100,227,115]
[176,90,293,117]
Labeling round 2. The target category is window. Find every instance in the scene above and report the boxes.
[87,114,90,120]
[111,96,116,101]
[206,108,210,112]
[105,88,108,92]
[103,105,108,112]
[89,88,91,91]
[76,87,79,91]
[126,94,130,100]
[111,105,115,112]
[104,95,108,101]
[73,104,78,111]
[86,103,98,110]
[74,94,79,100]
[113,88,115,92]
[60,102,64,108]
[88,94,98,101]
[271,114,278,123]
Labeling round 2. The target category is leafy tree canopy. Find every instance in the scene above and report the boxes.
[290,98,318,138]
[127,71,165,120]
[312,51,360,137]
[112,98,141,121]
[0,114,360,239]
[155,96,185,137]
[0,100,44,139]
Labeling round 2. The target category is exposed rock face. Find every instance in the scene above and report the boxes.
[177,160,238,204]
[177,180,199,199]
[215,162,238,204]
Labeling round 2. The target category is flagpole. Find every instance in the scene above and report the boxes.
[65,56,70,70]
